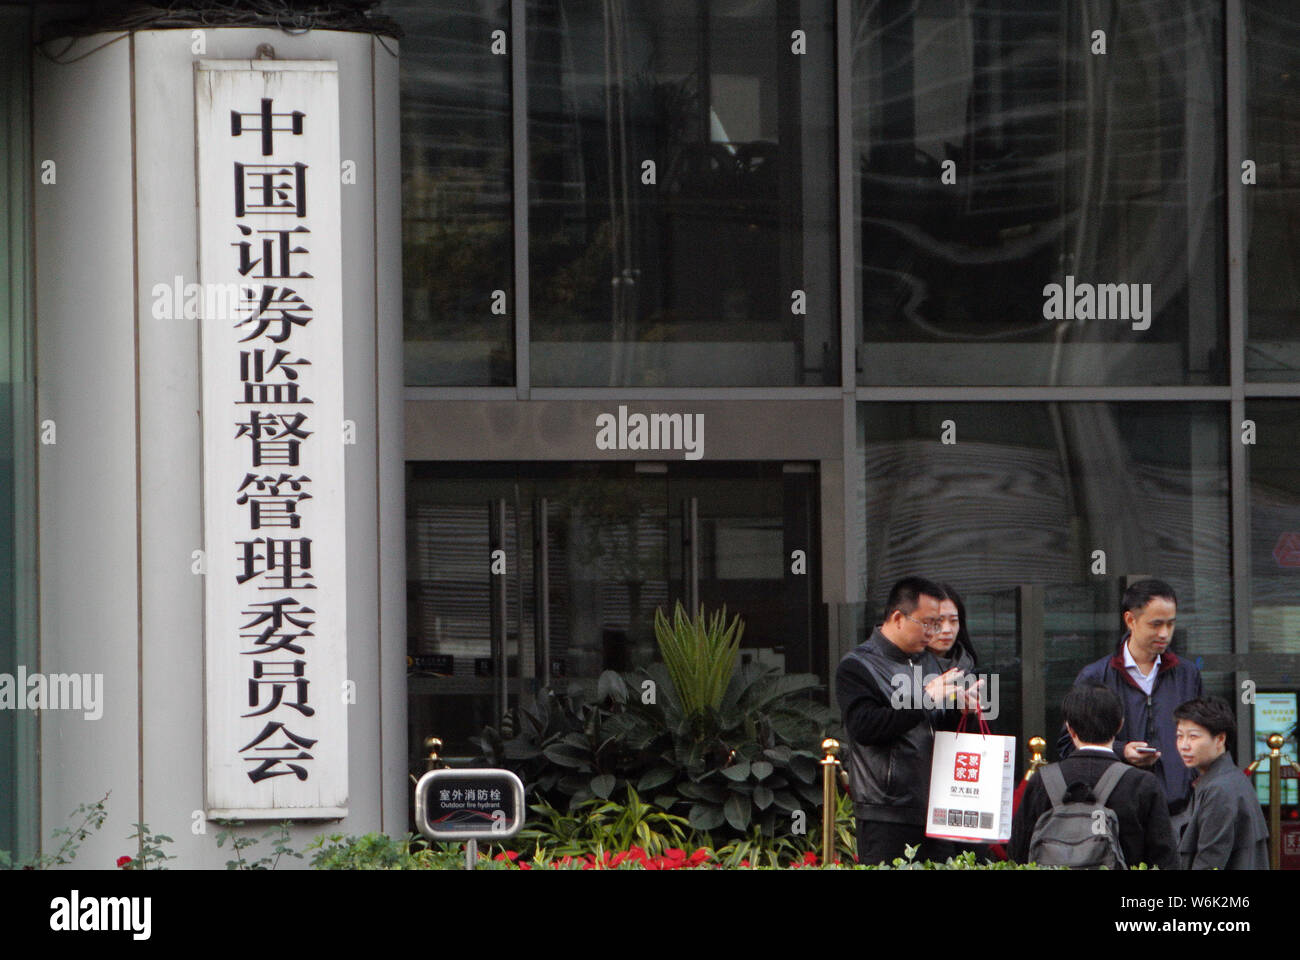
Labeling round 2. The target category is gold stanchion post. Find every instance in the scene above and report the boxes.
[1023,736,1047,781]
[1267,733,1283,871]
[821,738,841,866]
[1246,733,1296,871]
[425,736,445,772]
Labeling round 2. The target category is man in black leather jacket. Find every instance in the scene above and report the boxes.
[836,576,983,865]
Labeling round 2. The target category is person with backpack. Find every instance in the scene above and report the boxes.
[1010,684,1178,869]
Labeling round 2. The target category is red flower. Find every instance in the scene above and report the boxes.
[518,862,532,871]
[664,847,685,860]
[688,848,710,865]
[803,851,818,865]
[116,855,133,869]
[740,859,750,868]
[494,850,520,862]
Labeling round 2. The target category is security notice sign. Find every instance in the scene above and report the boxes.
[196,61,348,818]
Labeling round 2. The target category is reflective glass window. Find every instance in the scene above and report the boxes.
[857,401,1232,753]
[389,0,515,386]
[1247,401,1300,655]
[852,0,1225,386]
[0,5,36,860]
[528,0,839,386]
[1245,1,1300,381]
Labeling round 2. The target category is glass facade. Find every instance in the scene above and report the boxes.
[856,402,1235,766]
[1245,0,1300,381]
[406,462,821,760]
[853,0,1225,386]
[394,0,515,386]
[379,1,1298,767]
[528,0,839,386]
[0,3,36,860]
[1248,401,1300,656]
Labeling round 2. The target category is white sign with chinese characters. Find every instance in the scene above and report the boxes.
[196,61,347,818]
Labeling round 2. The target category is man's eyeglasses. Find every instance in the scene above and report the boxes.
[903,614,942,634]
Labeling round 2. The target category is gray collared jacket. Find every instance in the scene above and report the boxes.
[1178,751,1270,870]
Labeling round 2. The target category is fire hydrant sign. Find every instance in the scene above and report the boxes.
[196,61,348,818]
[415,769,525,841]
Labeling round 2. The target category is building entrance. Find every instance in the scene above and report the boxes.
[405,461,822,777]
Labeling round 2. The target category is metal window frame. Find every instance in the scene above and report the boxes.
[511,0,530,399]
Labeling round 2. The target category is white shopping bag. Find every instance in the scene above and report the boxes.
[925,713,1015,844]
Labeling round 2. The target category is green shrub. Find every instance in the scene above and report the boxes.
[477,603,842,848]
[510,786,690,860]
[654,602,742,717]
[307,832,512,870]
[1,792,109,870]
[213,820,304,870]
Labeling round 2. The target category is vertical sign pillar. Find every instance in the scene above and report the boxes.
[196,61,348,818]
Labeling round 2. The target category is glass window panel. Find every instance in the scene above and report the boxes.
[857,401,1231,660]
[406,469,537,761]
[527,0,839,386]
[0,5,36,860]
[406,462,823,758]
[1245,1,1300,381]
[852,0,1225,386]
[1247,401,1300,654]
[387,0,515,386]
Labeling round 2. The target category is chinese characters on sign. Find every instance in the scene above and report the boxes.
[197,62,347,817]
[414,770,526,842]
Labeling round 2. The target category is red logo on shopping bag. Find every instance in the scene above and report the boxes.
[954,752,981,782]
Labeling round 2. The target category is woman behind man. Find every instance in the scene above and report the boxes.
[925,582,989,861]
[929,582,978,674]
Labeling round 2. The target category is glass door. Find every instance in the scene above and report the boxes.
[406,462,823,780]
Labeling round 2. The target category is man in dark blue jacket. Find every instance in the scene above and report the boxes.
[1056,579,1202,828]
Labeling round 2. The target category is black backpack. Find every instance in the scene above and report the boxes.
[1027,762,1130,869]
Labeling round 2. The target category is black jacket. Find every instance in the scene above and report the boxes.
[1179,752,1270,870]
[835,628,964,825]
[1009,746,1179,869]
[1057,634,1203,808]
